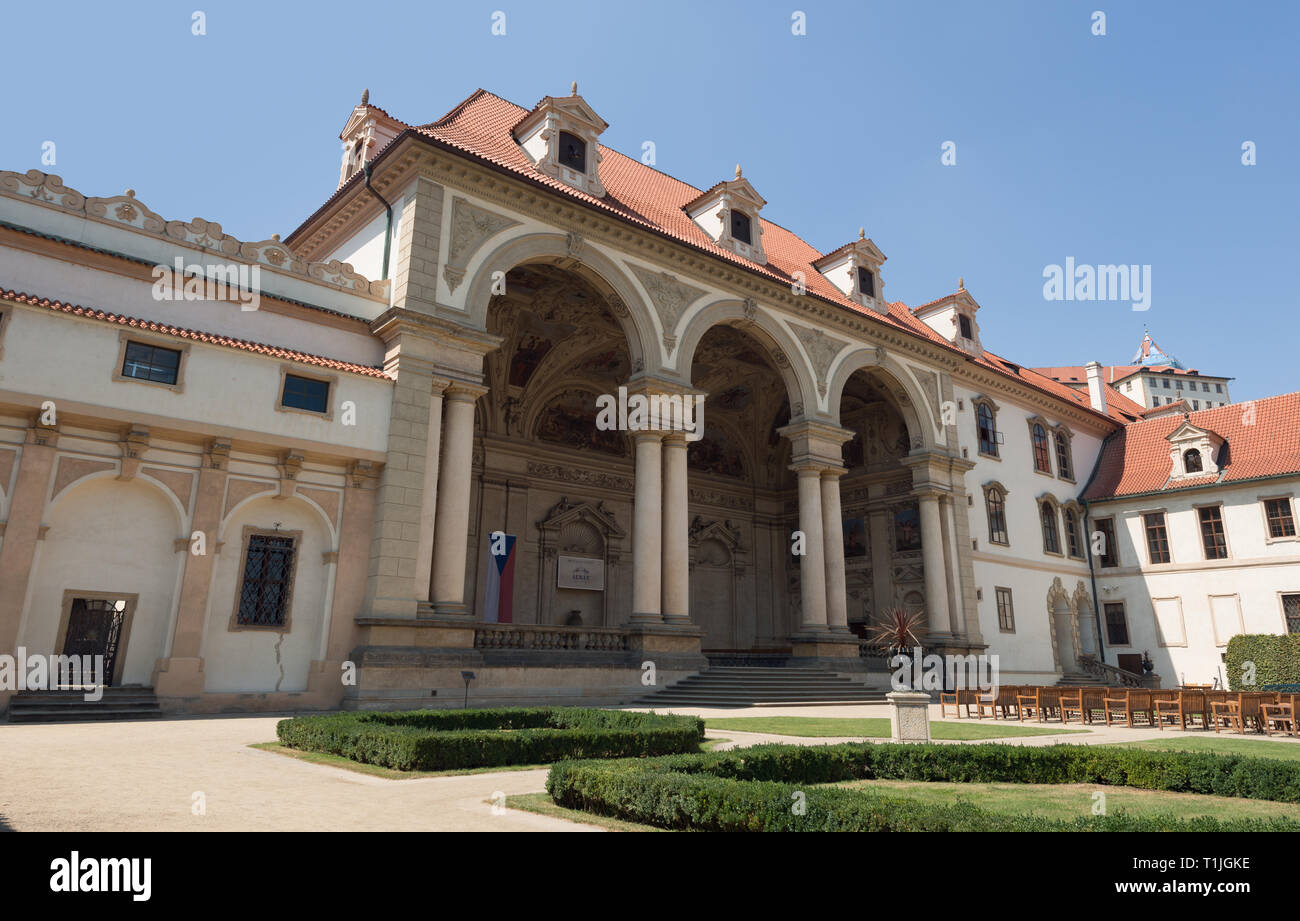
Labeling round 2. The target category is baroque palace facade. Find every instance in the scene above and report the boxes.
[0,86,1296,713]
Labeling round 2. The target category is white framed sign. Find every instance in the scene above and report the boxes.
[557,555,604,591]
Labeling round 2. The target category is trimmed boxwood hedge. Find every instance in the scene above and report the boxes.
[1226,633,1300,690]
[545,742,1300,832]
[276,707,704,771]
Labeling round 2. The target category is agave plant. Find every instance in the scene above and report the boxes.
[866,606,928,654]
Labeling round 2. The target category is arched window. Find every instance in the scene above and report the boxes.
[1031,423,1052,473]
[1184,448,1203,473]
[1063,507,1082,558]
[1040,500,1061,554]
[1054,429,1074,480]
[976,402,998,457]
[984,485,1009,546]
[347,139,365,177]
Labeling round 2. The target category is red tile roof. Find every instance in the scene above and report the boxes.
[0,289,391,379]
[1084,392,1300,500]
[395,89,1138,426]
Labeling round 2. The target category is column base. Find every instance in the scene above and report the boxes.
[425,601,471,619]
[628,612,666,625]
[660,613,692,625]
[789,632,860,659]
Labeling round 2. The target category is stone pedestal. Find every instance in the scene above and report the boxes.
[887,690,932,742]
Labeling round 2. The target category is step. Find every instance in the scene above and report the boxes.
[8,709,163,723]
[8,687,162,723]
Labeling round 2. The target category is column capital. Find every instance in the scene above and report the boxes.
[913,484,948,502]
[631,429,666,445]
[778,419,853,469]
[443,380,489,402]
[662,431,690,448]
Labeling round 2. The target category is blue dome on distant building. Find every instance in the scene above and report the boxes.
[1131,331,1184,369]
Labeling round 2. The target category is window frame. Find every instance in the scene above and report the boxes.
[1063,504,1084,560]
[1028,419,1053,475]
[1183,448,1204,474]
[857,266,875,299]
[729,208,753,245]
[974,398,1001,459]
[1261,495,1298,543]
[1196,503,1230,560]
[1102,601,1131,647]
[1280,592,1300,635]
[1142,510,1172,564]
[995,586,1016,633]
[556,130,587,172]
[983,482,1010,546]
[1039,497,1062,556]
[112,332,189,393]
[1092,515,1119,567]
[229,526,303,632]
[276,366,337,419]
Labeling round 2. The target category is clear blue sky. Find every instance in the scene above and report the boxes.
[6,1,1297,399]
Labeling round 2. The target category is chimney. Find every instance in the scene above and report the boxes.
[1085,361,1108,414]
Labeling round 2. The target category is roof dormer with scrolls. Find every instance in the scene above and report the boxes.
[1166,418,1224,480]
[813,229,887,315]
[512,83,608,198]
[684,165,767,264]
[912,280,983,357]
[338,89,406,189]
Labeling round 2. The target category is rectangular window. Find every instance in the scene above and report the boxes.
[995,587,1015,632]
[1054,432,1073,480]
[557,131,586,172]
[1198,506,1228,559]
[1104,602,1130,646]
[1201,382,1209,392]
[986,489,1009,545]
[1143,512,1170,563]
[857,267,875,298]
[1162,379,1170,389]
[1284,594,1300,634]
[281,374,330,414]
[1094,517,1118,567]
[1264,497,1297,538]
[121,341,182,386]
[1215,383,1223,393]
[1064,508,1082,558]
[958,314,973,339]
[730,210,752,244]
[1192,400,1199,410]
[235,533,297,627]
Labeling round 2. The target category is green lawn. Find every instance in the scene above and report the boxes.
[703,716,1088,740]
[1107,736,1300,762]
[832,778,1300,823]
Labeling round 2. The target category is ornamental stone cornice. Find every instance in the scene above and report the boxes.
[287,136,1118,432]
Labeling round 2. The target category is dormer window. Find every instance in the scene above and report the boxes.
[812,229,887,315]
[730,210,752,244]
[858,267,875,298]
[1167,419,1223,480]
[958,313,973,340]
[911,282,983,357]
[1184,448,1203,473]
[558,131,586,172]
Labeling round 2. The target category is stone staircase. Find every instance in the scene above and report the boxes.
[633,666,887,708]
[7,687,163,723]
[1056,672,1109,687]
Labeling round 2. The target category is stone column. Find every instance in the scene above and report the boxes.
[0,430,58,663]
[429,382,485,617]
[154,441,230,696]
[820,467,849,633]
[868,507,894,621]
[630,431,663,623]
[916,487,952,639]
[414,378,449,603]
[940,495,964,636]
[660,432,690,624]
[794,464,828,632]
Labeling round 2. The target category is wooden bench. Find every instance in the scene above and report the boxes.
[1154,689,1207,731]
[1261,693,1297,737]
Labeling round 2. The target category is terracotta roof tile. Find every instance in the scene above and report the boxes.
[1084,392,1300,500]
[0,288,391,379]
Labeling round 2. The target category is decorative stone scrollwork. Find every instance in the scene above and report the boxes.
[443,196,521,293]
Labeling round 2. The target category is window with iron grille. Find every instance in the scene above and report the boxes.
[1144,512,1171,564]
[1264,498,1297,538]
[730,209,752,244]
[282,374,330,414]
[122,341,181,385]
[1284,594,1300,634]
[1040,501,1060,554]
[995,587,1015,632]
[557,131,586,172]
[1104,602,1130,645]
[1054,430,1073,480]
[235,533,297,627]
[1198,506,1228,560]
[976,402,999,456]
[1031,423,1051,473]
[1093,516,1118,567]
[985,487,1009,545]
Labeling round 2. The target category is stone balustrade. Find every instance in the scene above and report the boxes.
[473,623,630,652]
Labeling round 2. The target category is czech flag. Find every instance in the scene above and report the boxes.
[483,533,516,623]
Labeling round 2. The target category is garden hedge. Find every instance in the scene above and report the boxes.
[1226,633,1300,690]
[276,707,704,771]
[545,742,1300,832]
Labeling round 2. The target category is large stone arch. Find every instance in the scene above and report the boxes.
[826,348,937,452]
[674,298,818,417]
[461,232,655,373]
